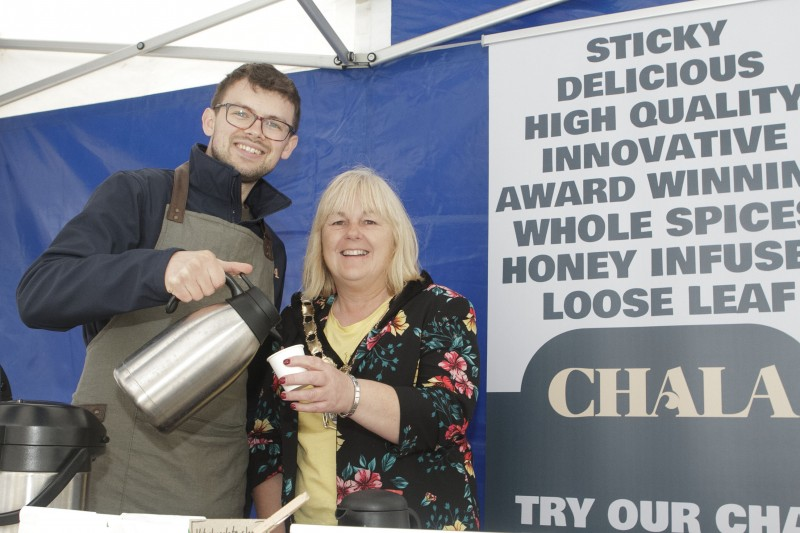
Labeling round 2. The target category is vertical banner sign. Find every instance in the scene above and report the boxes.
[485,0,800,532]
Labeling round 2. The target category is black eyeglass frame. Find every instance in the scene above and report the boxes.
[212,103,296,141]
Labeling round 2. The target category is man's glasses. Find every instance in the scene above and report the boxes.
[213,103,296,142]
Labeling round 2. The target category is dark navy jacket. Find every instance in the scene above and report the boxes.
[17,144,291,345]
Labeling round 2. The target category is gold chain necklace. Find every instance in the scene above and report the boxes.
[301,298,348,428]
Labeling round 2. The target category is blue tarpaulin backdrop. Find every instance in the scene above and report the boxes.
[0,0,686,521]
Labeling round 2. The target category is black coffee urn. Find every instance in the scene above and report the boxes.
[0,400,108,533]
[336,489,421,528]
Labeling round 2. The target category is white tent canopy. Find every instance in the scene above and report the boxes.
[0,0,564,118]
[0,0,390,117]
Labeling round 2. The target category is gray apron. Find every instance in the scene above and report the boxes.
[73,163,275,517]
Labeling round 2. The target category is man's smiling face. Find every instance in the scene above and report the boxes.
[202,79,298,183]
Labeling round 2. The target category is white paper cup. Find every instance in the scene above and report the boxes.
[267,344,309,391]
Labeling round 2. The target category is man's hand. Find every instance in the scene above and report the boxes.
[164,250,253,303]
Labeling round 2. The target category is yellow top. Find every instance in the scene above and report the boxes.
[294,298,391,524]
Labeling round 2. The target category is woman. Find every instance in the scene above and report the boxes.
[248,167,480,530]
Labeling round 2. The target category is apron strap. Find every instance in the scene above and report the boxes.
[166,161,274,262]
[167,162,190,223]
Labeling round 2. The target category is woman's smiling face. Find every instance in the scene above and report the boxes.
[321,199,394,294]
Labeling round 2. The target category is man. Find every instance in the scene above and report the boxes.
[16,63,300,518]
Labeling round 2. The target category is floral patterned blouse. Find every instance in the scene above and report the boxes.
[248,271,481,530]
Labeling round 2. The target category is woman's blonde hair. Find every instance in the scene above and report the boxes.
[302,167,422,299]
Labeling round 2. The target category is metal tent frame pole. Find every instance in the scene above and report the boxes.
[296,0,354,67]
[369,0,567,66]
[0,39,338,69]
[0,0,288,108]
[0,0,567,109]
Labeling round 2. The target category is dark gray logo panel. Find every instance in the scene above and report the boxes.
[485,324,800,533]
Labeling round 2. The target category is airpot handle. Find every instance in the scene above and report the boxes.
[0,447,89,526]
[165,273,244,314]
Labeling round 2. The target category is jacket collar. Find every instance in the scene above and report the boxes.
[308,271,434,325]
[189,143,292,219]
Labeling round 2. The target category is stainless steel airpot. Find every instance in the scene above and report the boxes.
[114,273,279,433]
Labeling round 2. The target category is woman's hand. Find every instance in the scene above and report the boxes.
[279,355,354,415]
[279,356,401,443]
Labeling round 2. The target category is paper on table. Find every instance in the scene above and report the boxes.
[18,506,118,533]
[18,506,201,533]
[119,513,203,533]
[189,492,309,533]
[188,518,266,533]
[18,492,309,533]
